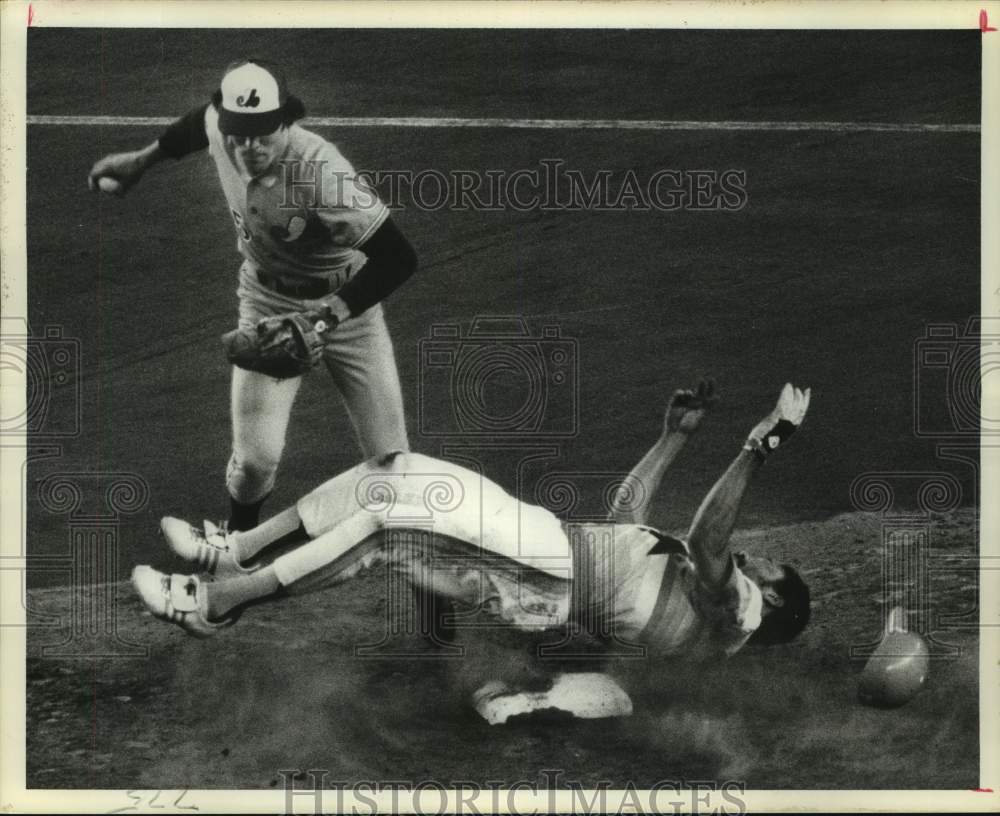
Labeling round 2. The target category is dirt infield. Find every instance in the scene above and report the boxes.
[20,28,982,791]
[26,509,978,790]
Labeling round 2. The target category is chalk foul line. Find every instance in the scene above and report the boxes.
[25,114,979,134]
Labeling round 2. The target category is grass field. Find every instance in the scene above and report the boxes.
[20,28,982,790]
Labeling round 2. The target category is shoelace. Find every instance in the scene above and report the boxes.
[203,520,233,553]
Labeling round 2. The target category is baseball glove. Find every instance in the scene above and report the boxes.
[221,310,338,379]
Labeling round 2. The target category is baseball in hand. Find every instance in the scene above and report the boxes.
[97,176,122,194]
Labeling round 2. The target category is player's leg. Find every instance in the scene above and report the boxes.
[227,365,302,530]
[131,559,285,637]
[322,307,420,640]
[226,262,312,530]
[135,513,387,634]
[269,527,570,633]
[322,303,409,457]
[141,513,570,637]
[236,507,305,560]
[163,452,394,575]
[137,521,473,634]
[203,564,282,620]
[161,503,308,576]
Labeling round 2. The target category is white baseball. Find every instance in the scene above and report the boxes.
[97,176,122,194]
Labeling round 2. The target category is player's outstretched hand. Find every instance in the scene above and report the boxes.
[744,382,811,458]
[87,151,148,196]
[665,377,718,435]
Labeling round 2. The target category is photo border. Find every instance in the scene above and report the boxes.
[1,1,997,812]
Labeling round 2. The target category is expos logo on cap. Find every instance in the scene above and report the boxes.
[217,60,290,137]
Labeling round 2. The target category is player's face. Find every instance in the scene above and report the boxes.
[226,126,289,176]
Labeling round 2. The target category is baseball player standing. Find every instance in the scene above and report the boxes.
[88,60,417,531]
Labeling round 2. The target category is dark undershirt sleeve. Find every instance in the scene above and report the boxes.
[336,216,418,316]
[157,103,210,159]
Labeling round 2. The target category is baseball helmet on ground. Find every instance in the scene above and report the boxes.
[857,606,929,708]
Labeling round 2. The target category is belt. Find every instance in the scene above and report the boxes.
[257,269,334,299]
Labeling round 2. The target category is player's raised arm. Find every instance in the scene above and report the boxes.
[607,378,717,525]
[685,383,810,590]
[87,103,210,196]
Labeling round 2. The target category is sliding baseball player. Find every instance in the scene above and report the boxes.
[133,380,812,721]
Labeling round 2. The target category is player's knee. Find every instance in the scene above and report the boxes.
[226,451,280,502]
[233,430,286,469]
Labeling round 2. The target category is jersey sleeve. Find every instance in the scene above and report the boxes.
[311,145,389,248]
[157,103,210,159]
[692,556,763,656]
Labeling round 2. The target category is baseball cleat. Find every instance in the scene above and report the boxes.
[131,566,225,638]
[161,517,254,578]
[744,382,811,459]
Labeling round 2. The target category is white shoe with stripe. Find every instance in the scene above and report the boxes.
[161,517,253,578]
[131,566,224,638]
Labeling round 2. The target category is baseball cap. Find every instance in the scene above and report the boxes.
[216,60,289,137]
